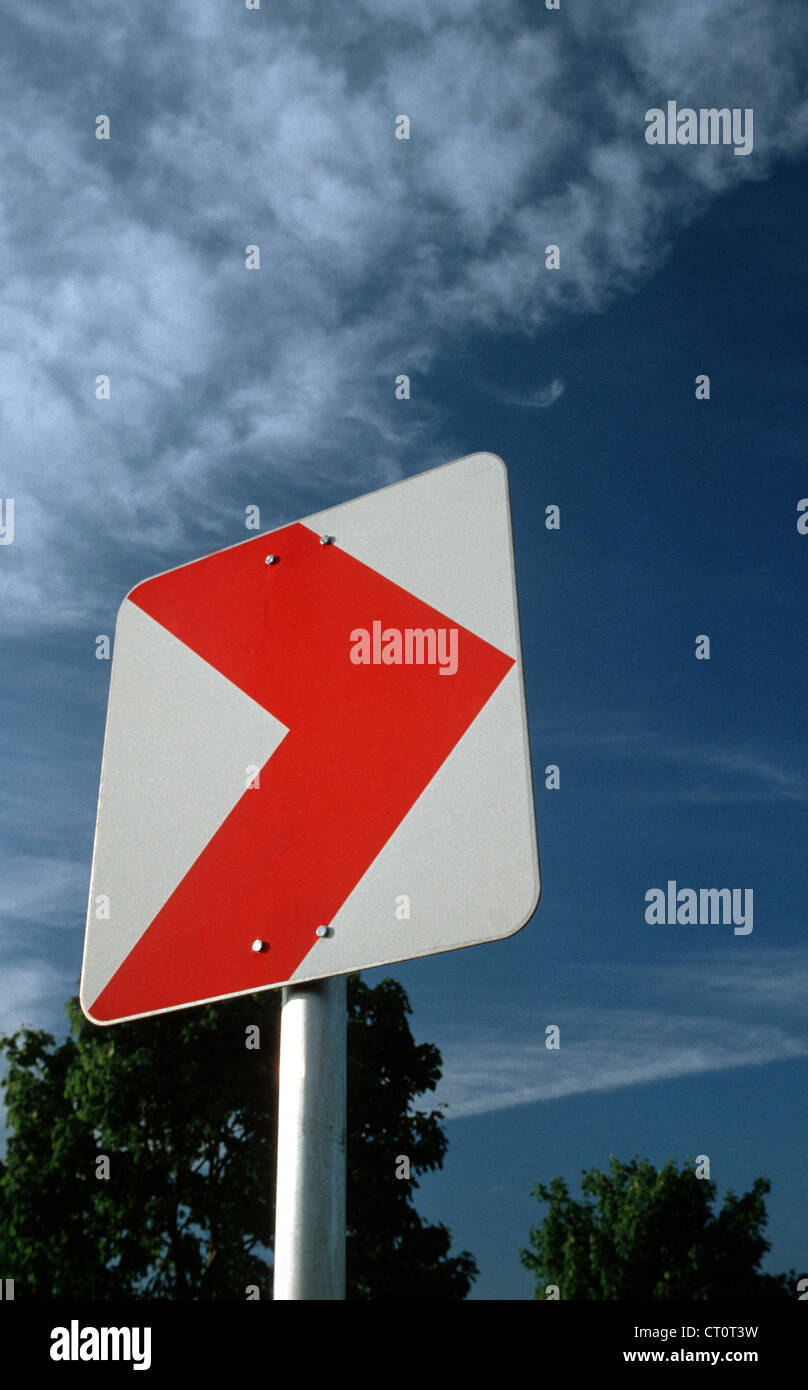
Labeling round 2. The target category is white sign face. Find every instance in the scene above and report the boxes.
[80,453,540,1024]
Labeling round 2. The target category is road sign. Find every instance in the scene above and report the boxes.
[80,452,540,1024]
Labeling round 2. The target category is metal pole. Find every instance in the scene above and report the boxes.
[273,974,346,1299]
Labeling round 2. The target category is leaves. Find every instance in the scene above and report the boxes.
[520,1155,793,1300]
[0,976,476,1300]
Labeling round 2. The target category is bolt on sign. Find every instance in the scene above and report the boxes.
[80,453,540,1024]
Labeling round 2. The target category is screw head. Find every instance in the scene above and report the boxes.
[315,925,329,938]
[251,939,269,953]
[319,535,333,546]
[265,554,279,565]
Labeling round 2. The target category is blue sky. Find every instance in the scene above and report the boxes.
[1,0,807,1299]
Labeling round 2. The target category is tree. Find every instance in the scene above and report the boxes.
[520,1155,795,1300]
[347,976,477,1299]
[0,976,476,1300]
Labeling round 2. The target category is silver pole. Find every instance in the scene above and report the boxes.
[273,974,347,1299]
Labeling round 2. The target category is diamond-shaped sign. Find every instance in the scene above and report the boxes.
[80,453,540,1023]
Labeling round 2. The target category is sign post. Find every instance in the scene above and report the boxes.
[80,452,540,1302]
[273,978,346,1300]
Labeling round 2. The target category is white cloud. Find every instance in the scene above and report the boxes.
[541,718,808,803]
[500,377,566,410]
[0,854,88,927]
[0,962,76,1036]
[2,0,806,632]
[437,1017,806,1119]
[433,950,808,1119]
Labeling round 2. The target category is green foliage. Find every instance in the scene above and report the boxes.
[347,976,477,1299]
[520,1156,794,1300]
[0,976,476,1300]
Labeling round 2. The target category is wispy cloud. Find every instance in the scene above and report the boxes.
[0,962,76,1037]
[538,717,808,803]
[498,377,566,410]
[2,0,806,631]
[0,854,88,928]
[433,949,808,1119]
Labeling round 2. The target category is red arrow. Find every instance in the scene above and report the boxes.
[90,524,514,1019]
